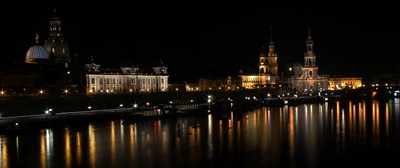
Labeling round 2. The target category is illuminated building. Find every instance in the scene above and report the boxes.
[85,60,169,94]
[289,28,328,93]
[327,77,363,90]
[198,76,242,91]
[0,8,169,97]
[239,28,278,89]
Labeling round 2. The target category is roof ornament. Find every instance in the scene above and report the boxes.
[35,33,39,44]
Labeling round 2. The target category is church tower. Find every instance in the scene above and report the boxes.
[302,27,319,78]
[290,27,328,93]
[266,28,278,80]
[258,27,278,84]
[43,7,71,67]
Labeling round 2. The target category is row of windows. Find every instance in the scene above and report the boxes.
[89,85,166,93]
[90,77,165,85]
[51,47,66,54]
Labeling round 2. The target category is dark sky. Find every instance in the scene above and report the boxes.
[1,2,399,82]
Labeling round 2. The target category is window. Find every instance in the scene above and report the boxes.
[91,78,95,84]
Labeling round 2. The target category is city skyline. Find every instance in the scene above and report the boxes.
[1,3,399,81]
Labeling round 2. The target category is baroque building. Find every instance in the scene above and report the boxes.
[239,28,278,89]
[0,8,169,97]
[85,59,169,94]
[43,8,71,67]
[290,28,329,93]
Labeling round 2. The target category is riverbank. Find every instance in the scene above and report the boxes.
[0,89,284,117]
[0,87,392,134]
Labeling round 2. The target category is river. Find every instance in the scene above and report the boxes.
[1,98,400,168]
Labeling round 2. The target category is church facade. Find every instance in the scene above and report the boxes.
[289,29,329,93]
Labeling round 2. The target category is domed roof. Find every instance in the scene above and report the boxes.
[25,44,50,64]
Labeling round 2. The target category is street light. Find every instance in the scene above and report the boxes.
[64,89,68,97]
[39,89,44,97]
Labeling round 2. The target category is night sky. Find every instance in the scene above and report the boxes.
[1,2,399,82]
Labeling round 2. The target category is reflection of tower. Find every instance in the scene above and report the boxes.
[43,7,71,67]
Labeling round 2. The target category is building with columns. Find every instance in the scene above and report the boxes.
[290,28,329,93]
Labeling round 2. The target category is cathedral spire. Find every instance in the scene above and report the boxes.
[269,27,273,43]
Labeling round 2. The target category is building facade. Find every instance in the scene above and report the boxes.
[290,28,328,93]
[85,62,169,95]
[328,77,363,90]
[198,76,242,91]
[0,8,169,97]
[239,29,278,89]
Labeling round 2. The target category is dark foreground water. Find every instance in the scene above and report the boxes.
[1,98,400,168]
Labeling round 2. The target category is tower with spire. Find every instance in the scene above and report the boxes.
[239,28,278,89]
[266,27,278,80]
[290,28,328,93]
[257,27,278,85]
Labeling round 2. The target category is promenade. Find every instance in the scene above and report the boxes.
[0,87,384,133]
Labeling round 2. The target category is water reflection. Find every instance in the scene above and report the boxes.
[1,99,400,167]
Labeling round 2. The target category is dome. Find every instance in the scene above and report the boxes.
[25,45,50,64]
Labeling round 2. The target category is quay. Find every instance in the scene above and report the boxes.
[0,87,388,133]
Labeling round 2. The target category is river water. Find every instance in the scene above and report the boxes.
[1,98,400,168]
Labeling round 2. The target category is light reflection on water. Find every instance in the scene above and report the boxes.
[1,99,400,168]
